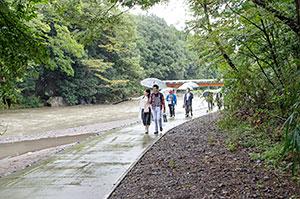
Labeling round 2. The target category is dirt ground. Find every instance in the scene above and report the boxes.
[109,113,300,199]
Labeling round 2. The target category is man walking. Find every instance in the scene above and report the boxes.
[150,84,166,134]
[206,92,214,112]
[183,88,194,117]
[216,92,222,110]
[166,90,177,117]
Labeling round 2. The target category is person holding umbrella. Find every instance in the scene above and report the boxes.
[150,84,166,134]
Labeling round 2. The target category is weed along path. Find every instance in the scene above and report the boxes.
[0,97,210,199]
[109,113,300,199]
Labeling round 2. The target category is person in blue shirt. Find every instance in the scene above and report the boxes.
[166,90,177,117]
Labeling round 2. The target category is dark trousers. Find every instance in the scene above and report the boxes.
[141,109,151,126]
[168,104,175,116]
[185,104,193,116]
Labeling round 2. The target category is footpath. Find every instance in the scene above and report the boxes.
[109,113,300,199]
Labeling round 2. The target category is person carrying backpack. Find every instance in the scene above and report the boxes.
[150,84,165,134]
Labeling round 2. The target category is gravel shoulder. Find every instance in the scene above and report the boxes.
[109,113,300,199]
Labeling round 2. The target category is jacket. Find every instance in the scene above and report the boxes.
[166,94,177,106]
[184,92,194,106]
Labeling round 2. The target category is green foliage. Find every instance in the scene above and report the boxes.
[283,101,300,174]
[1,0,203,107]
[109,0,166,8]
[187,0,300,173]
[218,112,283,166]
[0,0,49,98]
[19,96,43,108]
[136,15,203,79]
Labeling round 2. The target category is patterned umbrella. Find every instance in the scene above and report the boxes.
[187,82,199,88]
[178,82,194,90]
[140,78,166,89]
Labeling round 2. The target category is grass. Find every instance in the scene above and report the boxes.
[218,113,283,167]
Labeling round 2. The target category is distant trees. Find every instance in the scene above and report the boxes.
[1,0,207,107]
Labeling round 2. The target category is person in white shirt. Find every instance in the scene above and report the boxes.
[183,88,194,117]
[140,89,151,134]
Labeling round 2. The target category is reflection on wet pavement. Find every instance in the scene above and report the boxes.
[0,97,210,199]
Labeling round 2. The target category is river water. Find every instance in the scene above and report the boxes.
[0,100,139,139]
[0,96,210,199]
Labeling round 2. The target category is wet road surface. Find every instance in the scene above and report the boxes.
[0,97,211,199]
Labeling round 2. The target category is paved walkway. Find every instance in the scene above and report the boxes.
[0,98,210,199]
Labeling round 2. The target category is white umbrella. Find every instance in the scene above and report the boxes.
[140,78,166,89]
[178,82,194,90]
[186,82,199,88]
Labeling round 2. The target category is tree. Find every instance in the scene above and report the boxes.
[187,0,300,170]
[136,15,201,80]
[0,0,48,100]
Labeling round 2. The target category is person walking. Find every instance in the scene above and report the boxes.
[166,90,177,117]
[140,88,151,134]
[150,84,165,134]
[206,92,214,111]
[216,92,222,110]
[183,88,194,117]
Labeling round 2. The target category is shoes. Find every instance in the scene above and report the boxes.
[145,131,148,134]
[160,127,163,132]
[191,113,193,116]
[154,131,158,135]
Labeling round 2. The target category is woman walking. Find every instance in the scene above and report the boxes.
[140,89,151,134]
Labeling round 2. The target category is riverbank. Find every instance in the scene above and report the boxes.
[0,118,140,177]
[0,100,139,143]
[109,113,300,198]
[0,100,209,199]
[0,99,140,171]
[0,100,140,177]
[0,97,205,178]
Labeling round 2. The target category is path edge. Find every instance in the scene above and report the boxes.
[104,117,201,199]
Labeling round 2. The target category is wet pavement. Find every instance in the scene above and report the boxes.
[0,97,211,199]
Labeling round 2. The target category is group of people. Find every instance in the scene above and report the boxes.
[140,85,194,134]
[205,92,223,112]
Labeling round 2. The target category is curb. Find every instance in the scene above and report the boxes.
[104,116,202,199]
[105,131,168,199]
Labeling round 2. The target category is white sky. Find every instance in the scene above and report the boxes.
[129,0,192,30]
